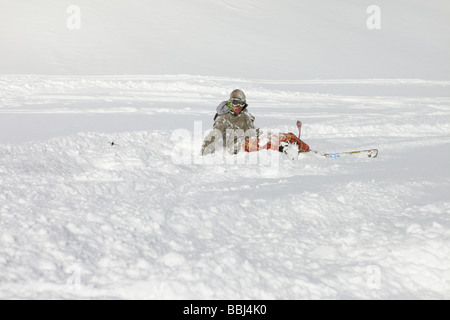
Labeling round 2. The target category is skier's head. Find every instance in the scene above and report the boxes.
[228,89,246,115]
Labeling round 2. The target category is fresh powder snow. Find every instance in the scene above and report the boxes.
[0,0,449,300]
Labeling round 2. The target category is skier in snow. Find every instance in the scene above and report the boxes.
[201,89,310,157]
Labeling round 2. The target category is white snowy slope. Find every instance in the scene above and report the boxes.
[0,0,450,300]
[0,76,449,299]
[0,0,449,79]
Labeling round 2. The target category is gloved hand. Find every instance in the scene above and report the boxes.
[279,142,299,160]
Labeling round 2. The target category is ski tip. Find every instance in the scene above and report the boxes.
[369,149,379,158]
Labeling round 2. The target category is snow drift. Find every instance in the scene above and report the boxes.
[1,75,449,299]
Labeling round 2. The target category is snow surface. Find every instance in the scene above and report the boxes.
[1,0,450,300]
[1,0,449,79]
[1,75,449,299]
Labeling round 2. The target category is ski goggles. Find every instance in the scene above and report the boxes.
[230,98,246,106]
[229,99,245,114]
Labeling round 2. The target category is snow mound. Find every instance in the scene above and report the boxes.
[1,129,449,299]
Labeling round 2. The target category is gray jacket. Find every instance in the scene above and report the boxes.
[201,101,257,155]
